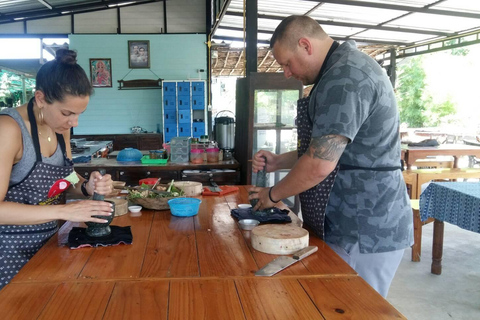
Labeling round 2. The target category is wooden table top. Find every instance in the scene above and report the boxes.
[0,186,405,319]
[402,143,480,168]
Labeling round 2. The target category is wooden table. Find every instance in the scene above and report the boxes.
[420,182,480,275]
[402,144,480,169]
[0,186,405,319]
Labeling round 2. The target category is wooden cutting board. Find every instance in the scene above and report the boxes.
[251,224,309,255]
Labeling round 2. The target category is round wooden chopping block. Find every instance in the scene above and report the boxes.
[251,224,309,255]
[173,181,203,196]
[105,198,128,217]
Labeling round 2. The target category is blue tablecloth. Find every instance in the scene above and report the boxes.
[420,182,480,233]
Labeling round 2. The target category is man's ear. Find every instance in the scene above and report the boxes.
[298,38,313,55]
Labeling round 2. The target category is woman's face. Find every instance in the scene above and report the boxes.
[97,62,105,72]
[41,94,89,133]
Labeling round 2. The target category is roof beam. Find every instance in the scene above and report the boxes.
[302,0,480,19]
[226,12,453,37]
[0,0,161,24]
[213,30,409,46]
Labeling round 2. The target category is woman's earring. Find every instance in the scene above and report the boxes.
[39,109,44,125]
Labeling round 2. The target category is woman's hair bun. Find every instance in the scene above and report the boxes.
[55,49,77,65]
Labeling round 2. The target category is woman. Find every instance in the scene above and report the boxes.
[0,49,114,290]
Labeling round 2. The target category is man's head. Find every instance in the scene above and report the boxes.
[270,15,331,85]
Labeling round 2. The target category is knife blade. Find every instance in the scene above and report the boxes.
[255,246,318,276]
[209,177,222,192]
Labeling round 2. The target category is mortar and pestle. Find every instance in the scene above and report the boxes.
[85,169,115,237]
[249,157,275,217]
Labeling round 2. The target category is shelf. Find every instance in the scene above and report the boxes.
[118,79,162,90]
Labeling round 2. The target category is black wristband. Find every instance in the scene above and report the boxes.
[268,186,280,203]
[81,180,90,197]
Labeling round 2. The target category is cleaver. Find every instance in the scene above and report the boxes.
[255,246,318,276]
[208,177,222,192]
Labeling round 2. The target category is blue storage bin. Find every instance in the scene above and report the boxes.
[192,82,204,96]
[192,97,205,110]
[177,96,190,110]
[178,123,192,137]
[163,96,176,109]
[163,110,177,123]
[193,122,205,137]
[163,82,176,95]
[164,123,177,136]
[178,109,191,123]
[177,82,190,95]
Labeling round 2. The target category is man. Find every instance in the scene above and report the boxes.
[249,15,413,298]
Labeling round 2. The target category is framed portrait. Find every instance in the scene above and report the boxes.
[128,40,150,69]
[89,58,112,88]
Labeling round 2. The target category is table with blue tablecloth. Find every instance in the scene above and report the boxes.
[420,182,480,274]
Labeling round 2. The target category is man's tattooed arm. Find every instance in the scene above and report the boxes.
[308,135,348,161]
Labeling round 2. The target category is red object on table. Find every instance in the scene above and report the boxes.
[139,178,159,186]
[202,185,239,196]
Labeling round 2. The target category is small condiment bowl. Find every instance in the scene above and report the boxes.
[128,205,142,213]
[239,219,260,231]
[238,204,252,209]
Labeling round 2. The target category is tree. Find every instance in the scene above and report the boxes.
[396,57,428,127]
[396,57,457,128]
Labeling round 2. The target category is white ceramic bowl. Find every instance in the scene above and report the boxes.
[128,205,142,213]
[238,203,252,209]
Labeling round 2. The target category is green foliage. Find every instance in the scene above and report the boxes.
[396,57,428,127]
[446,39,469,56]
[396,57,456,128]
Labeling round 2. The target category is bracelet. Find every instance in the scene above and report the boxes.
[268,186,280,203]
[81,180,90,197]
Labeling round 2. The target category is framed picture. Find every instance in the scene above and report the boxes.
[89,58,112,88]
[128,40,150,69]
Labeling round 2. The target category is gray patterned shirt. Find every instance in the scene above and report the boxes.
[309,41,413,253]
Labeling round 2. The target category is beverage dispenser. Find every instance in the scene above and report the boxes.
[214,110,235,160]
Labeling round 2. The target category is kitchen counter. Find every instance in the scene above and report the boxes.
[0,186,405,319]
[74,158,241,186]
[71,140,113,160]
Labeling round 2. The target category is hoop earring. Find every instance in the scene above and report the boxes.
[39,109,44,125]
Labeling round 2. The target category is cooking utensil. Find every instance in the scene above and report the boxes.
[255,246,318,277]
[85,169,114,237]
[208,175,222,192]
[151,177,162,190]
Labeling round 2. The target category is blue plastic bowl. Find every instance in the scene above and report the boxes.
[168,197,201,217]
[117,148,143,162]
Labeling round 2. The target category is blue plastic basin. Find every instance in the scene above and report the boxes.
[168,197,201,217]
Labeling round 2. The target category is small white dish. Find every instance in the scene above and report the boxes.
[238,204,252,209]
[239,219,260,231]
[128,205,142,213]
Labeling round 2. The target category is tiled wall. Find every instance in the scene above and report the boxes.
[69,34,207,134]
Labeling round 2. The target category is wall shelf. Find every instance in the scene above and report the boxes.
[117,79,162,90]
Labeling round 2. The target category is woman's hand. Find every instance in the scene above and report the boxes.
[60,200,114,223]
[86,171,114,196]
[252,150,277,173]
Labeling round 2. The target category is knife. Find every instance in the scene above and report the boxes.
[208,175,222,192]
[255,246,318,276]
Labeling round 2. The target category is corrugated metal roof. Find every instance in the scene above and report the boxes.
[209,0,480,76]
[212,0,480,48]
[0,0,158,23]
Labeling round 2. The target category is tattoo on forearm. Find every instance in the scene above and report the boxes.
[308,135,347,161]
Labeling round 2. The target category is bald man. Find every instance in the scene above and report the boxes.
[249,15,413,297]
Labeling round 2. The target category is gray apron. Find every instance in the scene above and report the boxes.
[0,98,74,290]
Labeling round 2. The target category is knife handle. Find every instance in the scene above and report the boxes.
[293,246,318,260]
